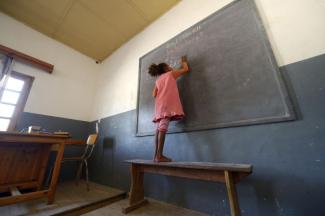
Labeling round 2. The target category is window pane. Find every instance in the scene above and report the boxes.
[6,77,24,91]
[0,103,15,118]
[0,118,10,131]
[1,90,20,104]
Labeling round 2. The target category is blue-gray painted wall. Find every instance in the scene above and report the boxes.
[16,54,325,215]
[88,54,325,216]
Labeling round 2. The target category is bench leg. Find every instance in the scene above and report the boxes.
[123,164,148,214]
[224,170,241,216]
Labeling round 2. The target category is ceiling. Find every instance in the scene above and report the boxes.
[0,0,179,61]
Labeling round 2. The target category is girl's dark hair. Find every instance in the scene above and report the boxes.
[148,63,169,76]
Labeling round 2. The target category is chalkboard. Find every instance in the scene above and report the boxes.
[136,0,295,136]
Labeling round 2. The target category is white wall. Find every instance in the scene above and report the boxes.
[2,0,325,122]
[91,0,325,121]
[255,0,325,66]
[0,12,99,121]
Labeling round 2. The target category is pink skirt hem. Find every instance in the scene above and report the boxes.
[153,112,184,123]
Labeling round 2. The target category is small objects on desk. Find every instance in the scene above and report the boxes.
[22,126,51,134]
[28,125,41,133]
[54,131,70,136]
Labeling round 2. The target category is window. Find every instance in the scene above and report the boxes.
[0,71,34,131]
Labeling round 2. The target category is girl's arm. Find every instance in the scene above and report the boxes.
[172,56,189,79]
[152,86,158,97]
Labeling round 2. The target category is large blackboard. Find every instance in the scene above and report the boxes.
[136,0,295,136]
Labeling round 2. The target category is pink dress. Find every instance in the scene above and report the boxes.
[153,71,185,123]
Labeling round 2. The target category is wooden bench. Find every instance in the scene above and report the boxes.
[123,159,253,216]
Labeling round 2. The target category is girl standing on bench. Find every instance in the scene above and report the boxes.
[148,56,189,162]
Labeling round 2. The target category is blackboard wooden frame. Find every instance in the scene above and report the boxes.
[136,0,295,136]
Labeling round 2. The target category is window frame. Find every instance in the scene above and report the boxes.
[0,71,34,131]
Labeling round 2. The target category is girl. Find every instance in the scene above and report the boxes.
[148,56,189,162]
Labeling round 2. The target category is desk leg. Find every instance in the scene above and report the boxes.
[37,145,51,190]
[47,142,65,204]
[123,164,148,214]
[224,170,241,216]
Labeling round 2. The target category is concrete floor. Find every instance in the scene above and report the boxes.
[83,198,208,216]
[0,181,125,216]
[0,180,207,216]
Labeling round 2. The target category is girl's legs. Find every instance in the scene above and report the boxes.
[153,130,159,160]
[154,118,172,162]
[156,130,171,162]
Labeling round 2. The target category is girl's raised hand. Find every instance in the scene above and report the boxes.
[172,56,189,79]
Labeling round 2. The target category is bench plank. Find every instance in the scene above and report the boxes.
[125,159,253,172]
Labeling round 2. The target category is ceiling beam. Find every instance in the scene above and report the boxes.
[0,44,54,74]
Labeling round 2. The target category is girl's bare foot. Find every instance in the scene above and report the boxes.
[161,155,172,162]
[154,155,172,162]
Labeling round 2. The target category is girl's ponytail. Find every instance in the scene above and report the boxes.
[148,63,168,76]
[148,64,159,76]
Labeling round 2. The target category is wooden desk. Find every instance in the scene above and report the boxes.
[0,132,85,206]
[123,160,253,216]
[50,138,86,151]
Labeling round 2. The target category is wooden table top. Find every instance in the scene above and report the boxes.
[0,131,70,138]
[126,159,253,173]
[66,139,86,145]
[0,131,86,145]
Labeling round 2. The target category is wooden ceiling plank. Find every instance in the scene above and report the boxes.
[54,2,125,60]
[0,0,180,61]
[130,0,180,21]
[78,0,128,40]
[51,0,77,36]
[126,0,150,22]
